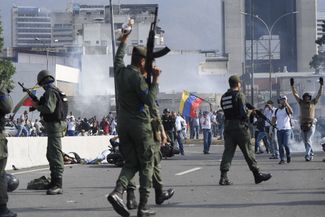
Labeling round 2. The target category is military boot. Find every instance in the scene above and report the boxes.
[126,189,138,210]
[107,183,129,217]
[253,171,272,184]
[155,188,175,205]
[219,171,233,186]
[137,196,155,217]
[46,177,63,195]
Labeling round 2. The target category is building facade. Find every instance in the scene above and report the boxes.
[11,6,52,48]
[223,0,316,76]
[317,11,325,39]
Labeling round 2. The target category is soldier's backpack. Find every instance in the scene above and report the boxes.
[53,87,68,121]
[40,87,68,122]
[27,176,51,190]
[161,143,176,158]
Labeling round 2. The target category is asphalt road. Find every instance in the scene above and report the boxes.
[7,143,325,217]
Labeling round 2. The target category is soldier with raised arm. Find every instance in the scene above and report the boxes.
[107,31,160,217]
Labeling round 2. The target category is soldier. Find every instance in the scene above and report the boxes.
[219,75,272,185]
[0,87,17,217]
[106,33,159,216]
[31,70,67,195]
[126,103,175,210]
[290,77,323,161]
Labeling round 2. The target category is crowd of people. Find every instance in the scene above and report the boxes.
[249,76,323,164]
[159,109,225,155]
[5,111,117,137]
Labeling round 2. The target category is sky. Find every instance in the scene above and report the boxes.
[1,0,325,50]
[0,0,222,50]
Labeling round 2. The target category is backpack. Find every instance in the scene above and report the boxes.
[41,87,68,122]
[27,176,51,190]
[53,87,68,121]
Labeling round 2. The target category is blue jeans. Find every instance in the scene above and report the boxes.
[67,130,75,136]
[301,124,315,159]
[16,125,28,137]
[255,131,268,152]
[176,130,184,155]
[218,124,224,139]
[193,126,199,139]
[202,129,211,153]
[277,129,291,161]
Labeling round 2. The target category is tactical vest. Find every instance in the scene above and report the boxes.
[41,87,68,122]
[221,90,241,120]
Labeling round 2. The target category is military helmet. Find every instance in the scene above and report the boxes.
[132,46,147,58]
[6,173,19,192]
[228,75,241,87]
[37,70,55,85]
[302,92,312,100]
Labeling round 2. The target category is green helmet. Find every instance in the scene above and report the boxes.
[132,46,147,57]
[0,87,13,115]
[228,75,241,87]
[37,70,55,85]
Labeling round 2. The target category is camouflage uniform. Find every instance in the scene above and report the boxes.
[35,71,66,195]
[219,75,271,185]
[0,87,16,216]
[127,103,174,208]
[107,41,158,217]
[37,87,66,181]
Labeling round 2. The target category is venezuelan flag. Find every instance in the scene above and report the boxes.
[12,85,39,118]
[22,90,37,106]
[179,91,203,118]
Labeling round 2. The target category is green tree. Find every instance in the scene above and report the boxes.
[0,18,15,91]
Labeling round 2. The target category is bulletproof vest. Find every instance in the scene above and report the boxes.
[221,90,241,120]
[41,87,68,122]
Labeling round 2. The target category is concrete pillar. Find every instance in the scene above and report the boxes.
[296,0,317,72]
[223,0,245,75]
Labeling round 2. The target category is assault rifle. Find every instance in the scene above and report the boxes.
[145,7,170,87]
[18,82,39,111]
[246,103,277,129]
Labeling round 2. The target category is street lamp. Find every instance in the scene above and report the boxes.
[241,11,299,99]
[35,37,49,70]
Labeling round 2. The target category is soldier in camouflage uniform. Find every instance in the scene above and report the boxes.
[0,87,17,217]
[126,102,175,210]
[219,75,272,185]
[31,70,67,195]
[107,33,160,217]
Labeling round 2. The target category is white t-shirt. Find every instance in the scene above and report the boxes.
[273,107,292,130]
[175,116,186,131]
[67,120,76,131]
[200,115,211,129]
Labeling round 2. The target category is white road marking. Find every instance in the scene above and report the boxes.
[11,165,72,175]
[175,167,202,176]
